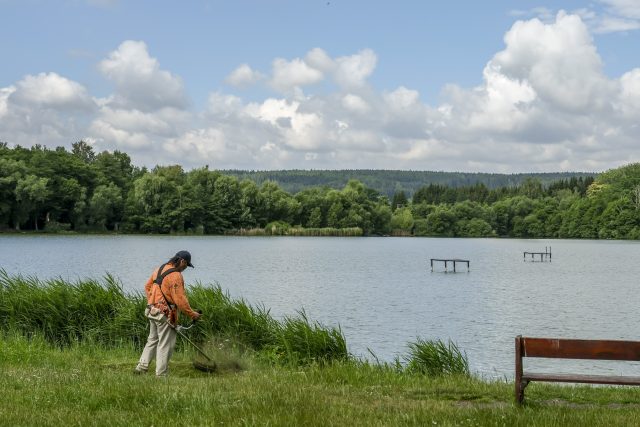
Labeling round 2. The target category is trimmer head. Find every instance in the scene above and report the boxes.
[193,359,217,373]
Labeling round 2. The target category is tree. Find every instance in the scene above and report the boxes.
[238,178,265,228]
[295,187,330,228]
[259,181,301,225]
[411,201,435,219]
[14,175,50,230]
[326,200,344,228]
[371,200,392,235]
[519,178,543,199]
[425,206,457,236]
[0,158,27,228]
[390,207,414,232]
[307,207,323,228]
[208,175,243,232]
[71,187,89,230]
[89,184,123,230]
[180,167,220,232]
[93,150,135,191]
[633,185,640,210]
[127,173,177,233]
[391,191,408,211]
[598,197,638,239]
[456,218,494,237]
[71,140,96,164]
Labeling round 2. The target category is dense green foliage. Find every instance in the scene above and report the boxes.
[0,143,393,235]
[0,271,347,366]
[4,142,640,239]
[224,169,594,198]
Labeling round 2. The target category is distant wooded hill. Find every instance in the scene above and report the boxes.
[221,170,596,198]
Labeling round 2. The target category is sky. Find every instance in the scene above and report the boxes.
[1,0,640,173]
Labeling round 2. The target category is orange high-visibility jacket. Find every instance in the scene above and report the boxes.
[145,264,198,324]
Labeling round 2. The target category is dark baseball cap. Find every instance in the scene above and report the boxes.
[175,250,194,268]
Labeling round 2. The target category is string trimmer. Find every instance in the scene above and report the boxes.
[174,323,217,373]
[147,307,217,372]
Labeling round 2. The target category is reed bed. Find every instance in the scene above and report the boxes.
[229,227,364,236]
[286,227,364,236]
[0,271,147,347]
[390,229,412,237]
[404,337,470,376]
[226,227,267,236]
[0,270,470,375]
[0,271,347,366]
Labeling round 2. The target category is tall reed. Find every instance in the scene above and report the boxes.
[287,227,363,237]
[0,271,146,346]
[0,271,347,365]
[229,227,364,237]
[277,310,348,365]
[403,338,470,376]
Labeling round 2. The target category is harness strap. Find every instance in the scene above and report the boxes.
[151,263,178,310]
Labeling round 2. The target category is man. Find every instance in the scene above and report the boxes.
[134,250,201,377]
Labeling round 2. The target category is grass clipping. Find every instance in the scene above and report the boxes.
[191,337,247,374]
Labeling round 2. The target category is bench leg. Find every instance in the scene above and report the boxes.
[515,335,526,404]
[516,379,528,404]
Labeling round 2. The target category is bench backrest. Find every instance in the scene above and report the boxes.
[517,336,640,361]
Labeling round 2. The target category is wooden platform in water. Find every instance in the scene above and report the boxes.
[524,246,551,262]
[430,258,470,272]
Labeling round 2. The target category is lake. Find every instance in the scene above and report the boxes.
[3,235,640,379]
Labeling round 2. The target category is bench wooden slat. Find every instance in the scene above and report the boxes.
[523,373,640,386]
[522,337,640,361]
[515,335,640,404]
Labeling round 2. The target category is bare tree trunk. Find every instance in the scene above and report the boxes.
[634,185,640,210]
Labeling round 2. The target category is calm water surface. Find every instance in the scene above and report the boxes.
[3,235,640,378]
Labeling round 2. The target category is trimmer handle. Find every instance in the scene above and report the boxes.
[192,309,203,325]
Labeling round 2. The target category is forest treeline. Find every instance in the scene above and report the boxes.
[224,169,594,198]
[2,141,640,239]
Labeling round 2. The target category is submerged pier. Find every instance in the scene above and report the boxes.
[523,246,551,262]
[430,258,470,272]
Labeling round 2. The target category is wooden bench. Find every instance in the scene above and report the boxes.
[515,335,640,403]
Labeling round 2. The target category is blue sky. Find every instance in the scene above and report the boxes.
[1,0,640,172]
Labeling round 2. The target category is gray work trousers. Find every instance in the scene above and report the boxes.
[136,308,177,376]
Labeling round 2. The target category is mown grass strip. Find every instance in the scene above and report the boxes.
[4,332,640,427]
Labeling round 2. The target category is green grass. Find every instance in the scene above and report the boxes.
[5,273,640,425]
[404,338,470,376]
[0,271,347,366]
[4,332,640,426]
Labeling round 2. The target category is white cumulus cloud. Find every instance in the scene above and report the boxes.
[269,57,325,93]
[342,94,370,114]
[11,72,94,110]
[333,49,377,89]
[98,40,187,111]
[4,13,640,173]
[225,64,264,87]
